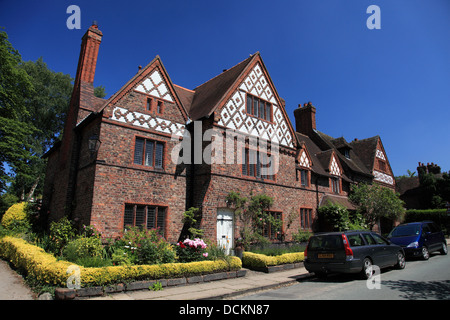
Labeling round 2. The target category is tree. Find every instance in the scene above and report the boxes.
[12,57,73,199]
[0,28,34,193]
[349,183,405,230]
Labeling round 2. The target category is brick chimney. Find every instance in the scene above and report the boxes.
[294,102,316,137]
[75,22,103,85]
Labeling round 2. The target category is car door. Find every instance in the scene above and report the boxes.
[371,233,397,266]
[362,233,385,267]
[426,222,442,252]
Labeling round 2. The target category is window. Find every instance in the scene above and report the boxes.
[156,100,163,114]
[331,177,340,194]
[343,149,350,159]
[347,234,364,247]
[363,233,376,245]
[378,159,386,172]
[242,148,275,180]
[371,233,389,245]
[299,169,309,187]
[246,94,272,122]
[123,204,167,236]
[144,96,163,114]
[261,212,282,240]
[300,208,313,229]
[133,137,164,168]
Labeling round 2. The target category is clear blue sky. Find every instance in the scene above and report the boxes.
[1,0,449,176]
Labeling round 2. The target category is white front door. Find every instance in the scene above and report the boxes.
[217,208,234,255]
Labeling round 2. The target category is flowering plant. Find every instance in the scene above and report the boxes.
[176,238,208,262]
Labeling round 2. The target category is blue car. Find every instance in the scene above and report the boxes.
[388,221,448,260]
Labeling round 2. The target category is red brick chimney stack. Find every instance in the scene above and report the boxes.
[76,22,103,85]
[294,102,317,137]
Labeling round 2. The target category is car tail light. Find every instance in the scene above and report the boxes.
[304,245,308,259]
[342,234,353,260]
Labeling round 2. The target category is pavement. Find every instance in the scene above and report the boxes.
[0,259,34,300]
[84,266,312,300]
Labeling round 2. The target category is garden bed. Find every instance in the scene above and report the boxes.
[242,251,304,273]
[0,236,242,298]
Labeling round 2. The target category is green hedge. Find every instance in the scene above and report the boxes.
[404,209,449,235]
[0,236,242,287]
[242,251,304,269]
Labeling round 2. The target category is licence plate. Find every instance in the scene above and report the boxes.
[318,253,334,259]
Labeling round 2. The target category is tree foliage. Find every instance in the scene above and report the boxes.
[349,183,405,229]
[0,28,35,193]
[226,191,277,249]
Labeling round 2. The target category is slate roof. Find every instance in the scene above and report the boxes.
[187,54,255,120]
[295,129,377,183]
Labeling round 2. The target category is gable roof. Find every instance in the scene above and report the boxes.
[188,54,255,121]
[316,131,373,177]
[349,136,380,172]
[99,55,189,121]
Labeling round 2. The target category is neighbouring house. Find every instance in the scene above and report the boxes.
[396,162,445,209]
[42,24,396,249]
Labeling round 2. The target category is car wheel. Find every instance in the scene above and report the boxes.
[421,246,430,260]
[395,251,406,269]
[440,242,448,255]
[360,258,373,280]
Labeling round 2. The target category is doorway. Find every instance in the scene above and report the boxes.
[217,208,234,255]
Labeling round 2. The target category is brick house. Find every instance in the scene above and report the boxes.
[42,24,396,247]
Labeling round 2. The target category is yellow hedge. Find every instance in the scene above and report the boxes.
[242,251,304,268]
[1,202,27,229]
[0,236,242,287]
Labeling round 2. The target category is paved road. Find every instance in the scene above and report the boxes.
[238,253,450,300]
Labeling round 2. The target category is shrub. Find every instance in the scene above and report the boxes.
[1,202,29,231]
[242,251,304,269]
[63,237,104,263]
[292,230,313,243]
[112,227,176,265]
[176,238,208,262]
[49,216,76,255]
[137,238,176,265]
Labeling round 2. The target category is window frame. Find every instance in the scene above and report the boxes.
[300,208,313,230]
[241,147,276,181]
[261,211,283,240]
[123,203,167,237]
[331,177,341,194]
[245,93,273,122]
[133,136,165,169]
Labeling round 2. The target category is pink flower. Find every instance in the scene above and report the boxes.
[203,252,208,258]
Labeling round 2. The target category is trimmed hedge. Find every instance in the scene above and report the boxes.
[404,209,449,235]
[242,251,304,269]
[1,202,27,229]
[0,236,242,287]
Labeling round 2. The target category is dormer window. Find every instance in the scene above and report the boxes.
[343,148,350,159]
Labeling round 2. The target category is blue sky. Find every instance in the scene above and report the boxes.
[1,0,449,176]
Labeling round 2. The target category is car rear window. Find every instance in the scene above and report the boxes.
[308,235,343,250]
[389,225,420,237]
